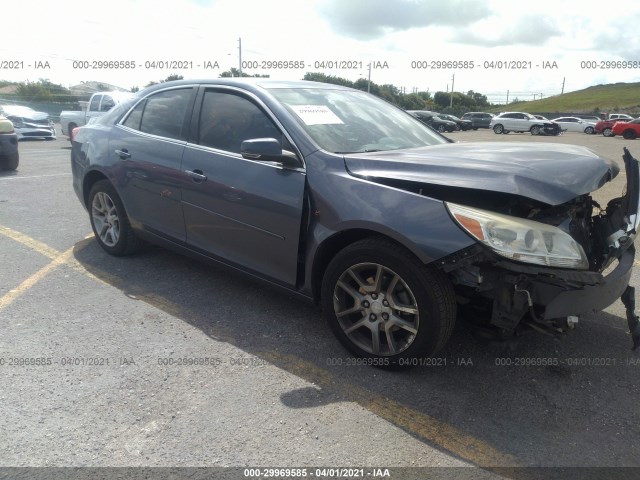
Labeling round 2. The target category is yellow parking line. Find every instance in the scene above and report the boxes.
[0,225,60,260]
[0,226,108,307]
[261,351,518,467]
[0,247,73,311]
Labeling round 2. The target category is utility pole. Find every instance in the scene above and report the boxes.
[533,94,537,100]
[238,37,243,77]
[506,89,509,104]
[367,62,371,93]
[561,77,565,95]
[449,73,455,109]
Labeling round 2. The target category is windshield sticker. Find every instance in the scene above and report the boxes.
[290,105,344,125]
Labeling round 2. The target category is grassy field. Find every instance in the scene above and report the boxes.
[491,82,640,114]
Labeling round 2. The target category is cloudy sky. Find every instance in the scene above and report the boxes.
[3,0,639,102]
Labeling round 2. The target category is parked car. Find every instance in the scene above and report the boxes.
[550,116,597,134]
[438,114,472,131]
[71,79,640,361]
[407,110,457,132]
[461,112,493,129]
[490,112,561,135]
[612,118,640,139]
[60,91,133,139]
[595,119,622,137]
[0,105,56,140]
[609,113,634,121]
[0,115,19,170]
[574,115,602,123]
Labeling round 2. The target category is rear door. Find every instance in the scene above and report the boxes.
[180,86,306,285]
[109,86,197,242]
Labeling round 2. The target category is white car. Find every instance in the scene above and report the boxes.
[609,113,634,121]
[489,111,559,135]
[0,105,56,140]
[550,116,596,134]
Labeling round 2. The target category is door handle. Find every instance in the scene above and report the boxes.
[185,169,207,182]
[115,149,131,159]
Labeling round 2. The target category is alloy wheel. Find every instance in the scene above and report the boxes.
[333,263,420,356]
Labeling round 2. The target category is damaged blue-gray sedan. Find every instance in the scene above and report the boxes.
[70,79,640,363]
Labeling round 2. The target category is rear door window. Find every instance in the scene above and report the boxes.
[120,88,193,141]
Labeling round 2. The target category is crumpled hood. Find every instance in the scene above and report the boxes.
[344,142,619,205]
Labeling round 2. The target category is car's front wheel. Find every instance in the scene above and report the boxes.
[437,125,446,133]
[321,238,456,362]
[493,124,504,134]
[584,126,595,134]
[530,125,541,135]
[88,180,143,256]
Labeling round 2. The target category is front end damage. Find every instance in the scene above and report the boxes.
[442,148,640,349]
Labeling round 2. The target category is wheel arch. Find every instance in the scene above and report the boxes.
[310,228,431,304]
[82,169,110,209]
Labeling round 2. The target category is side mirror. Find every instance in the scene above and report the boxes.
[241,138,300,168]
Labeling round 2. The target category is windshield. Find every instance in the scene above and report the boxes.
[269,88,447,153]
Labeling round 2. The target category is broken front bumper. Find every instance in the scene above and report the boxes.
[448,148,640,348]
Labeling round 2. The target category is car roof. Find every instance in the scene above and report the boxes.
[140,78,356,97]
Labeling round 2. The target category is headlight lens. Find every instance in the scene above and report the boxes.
[446,202,589,270]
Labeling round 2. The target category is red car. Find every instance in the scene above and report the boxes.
[612,118,640,139]
[595,119,621,137]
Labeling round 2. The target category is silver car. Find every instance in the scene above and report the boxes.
[0,105,56,140]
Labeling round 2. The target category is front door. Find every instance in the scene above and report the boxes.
[180,88,306,286]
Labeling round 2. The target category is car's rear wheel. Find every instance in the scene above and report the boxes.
[493,124,504,134]
[530,125,541,135]
[0,152,19,171]
[88,180,143,256]
[584,126,595,134]
[603,127,613,137]
[321,238,456,362]
[623,129,637,140]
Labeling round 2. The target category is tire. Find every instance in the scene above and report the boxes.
[493,124,504,134]
[88,180,143,256]
[603,127,613,137]
[473,127,478,130]
[623,129,637,140]
[321,238,456,362]
[437,124,446,133]
[584,126,595,134]
[530,125,541,135]
[0,152,19,171]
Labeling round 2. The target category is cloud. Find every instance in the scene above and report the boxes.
[318,0,491,40]
[452,15,562,46]
[591,15,640,57]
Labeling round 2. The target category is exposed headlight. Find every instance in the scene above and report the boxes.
[446,202,589,270]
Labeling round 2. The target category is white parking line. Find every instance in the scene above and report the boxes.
[0,173,72,181]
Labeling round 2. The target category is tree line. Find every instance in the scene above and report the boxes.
[0,73,494,115]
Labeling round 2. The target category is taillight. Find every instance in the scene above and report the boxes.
[70,126,80,142]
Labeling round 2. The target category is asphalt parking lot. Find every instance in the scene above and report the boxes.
[1,127,640,478]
